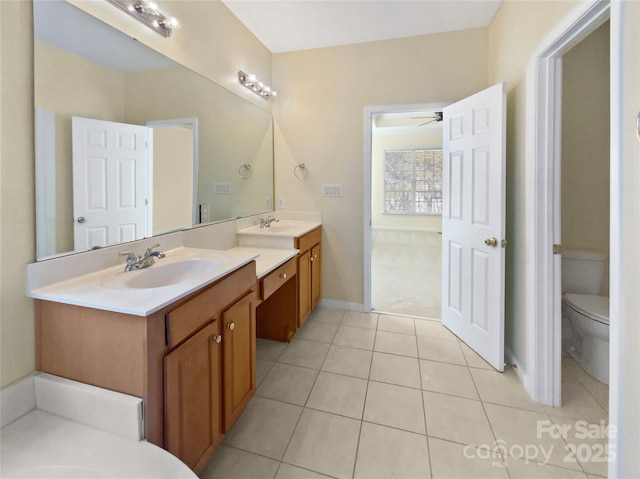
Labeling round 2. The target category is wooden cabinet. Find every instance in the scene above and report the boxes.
[222,292,256,430]
[256,257,298,343]
[36,261,257,474]
[164,320,223,472]
[295,227,322,327]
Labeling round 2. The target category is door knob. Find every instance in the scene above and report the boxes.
[227,322,235,331]
[484,237,498,247]
[77,216,86,223]
[215,335,222,344]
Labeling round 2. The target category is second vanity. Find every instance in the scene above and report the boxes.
[27,215,322,473]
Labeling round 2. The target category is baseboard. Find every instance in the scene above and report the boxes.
[0,373,36,429]
[318,299,365,312]
[504,347,537,404]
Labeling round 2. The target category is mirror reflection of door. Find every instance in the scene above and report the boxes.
[72,116,148,251]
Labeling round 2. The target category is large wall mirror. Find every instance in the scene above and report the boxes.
[34,0,274,260]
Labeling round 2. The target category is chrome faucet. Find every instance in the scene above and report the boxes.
[119,244,165,272]
[259,216,279,228]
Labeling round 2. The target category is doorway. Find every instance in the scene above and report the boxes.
[368,109,444,319]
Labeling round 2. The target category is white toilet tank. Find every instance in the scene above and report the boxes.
[561,248,609,296]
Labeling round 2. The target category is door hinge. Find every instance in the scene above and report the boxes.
[553,244,562,255]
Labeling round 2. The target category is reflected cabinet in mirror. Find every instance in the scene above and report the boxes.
[34,0,274,260]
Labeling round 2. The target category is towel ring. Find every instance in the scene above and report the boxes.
[239,163,252,179]
[294,163,308,181]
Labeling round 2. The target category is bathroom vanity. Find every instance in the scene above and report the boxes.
[33,250,258,472]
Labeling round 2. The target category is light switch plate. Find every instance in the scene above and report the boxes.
[214,183,231,194]
[323,184,343,197]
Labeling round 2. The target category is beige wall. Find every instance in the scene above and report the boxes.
[371,130,442,230]
[152,127,193,235]
[1,0,36,387]
[487,0,581,370]
[273,29,489,305]
[0,0,272,388]
[34,40,127,253]
[561,21,610,252]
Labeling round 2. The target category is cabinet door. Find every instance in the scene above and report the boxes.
[222,292,256,431]
[164,320,222,472]
[298,249,311,327]
[311,244,321,309]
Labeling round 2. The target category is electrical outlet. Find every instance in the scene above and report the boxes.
[323,184,343,197]
[265,197,273,208]
[278,197,285,209]
[214,182,231,194]
[199,203,209,223]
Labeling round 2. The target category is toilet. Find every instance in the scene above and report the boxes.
[561,248,610,384]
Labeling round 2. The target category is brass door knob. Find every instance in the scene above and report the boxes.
[228,322,235,331]
[484,237,498,247]
[215,335,222,344]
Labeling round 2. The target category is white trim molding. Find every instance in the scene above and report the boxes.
[525,0,610,406]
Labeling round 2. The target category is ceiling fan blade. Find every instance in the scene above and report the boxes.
[418,118,437,127]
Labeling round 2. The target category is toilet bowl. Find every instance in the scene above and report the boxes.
[563,293,609,384]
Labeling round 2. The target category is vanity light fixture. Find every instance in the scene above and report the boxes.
[105,0,179,38]
[238,71,277,100]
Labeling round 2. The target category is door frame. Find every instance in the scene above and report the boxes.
[146,117,199,226]
[525,0,610,406]
[363,102,449,312]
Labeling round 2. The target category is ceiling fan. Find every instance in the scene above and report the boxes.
[410,111,443,127]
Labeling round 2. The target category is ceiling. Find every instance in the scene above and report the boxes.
[221,0,503,53]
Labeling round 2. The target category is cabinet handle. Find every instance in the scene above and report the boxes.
[314,254,318,259]
[215,335,222,344]
[282,273,287,279]
[310,257,314,262]
[228,322,235,331]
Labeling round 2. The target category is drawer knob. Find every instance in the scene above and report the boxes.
[215,335,222,344]
[310,257,314,262]
[282,273,287,279]
[228,322,235,331]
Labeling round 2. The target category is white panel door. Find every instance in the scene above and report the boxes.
[72,117,148,251]
[442,83,506,371]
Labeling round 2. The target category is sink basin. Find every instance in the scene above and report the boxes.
[100,255,220,290]
[238,220,320,237]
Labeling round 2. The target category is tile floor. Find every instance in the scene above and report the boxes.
[200,308,610,479]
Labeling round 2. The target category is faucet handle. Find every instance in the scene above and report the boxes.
[144,243,161,254]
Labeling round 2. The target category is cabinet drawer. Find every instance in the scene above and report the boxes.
[295,226,321,253]
[260,258,296,301]
[166,262,256,349]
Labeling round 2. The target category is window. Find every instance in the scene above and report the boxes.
[383,148,443,214]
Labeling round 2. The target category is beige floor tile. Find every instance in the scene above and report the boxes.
[223,396,302,460]
[363,381,426,434]
[428,437,510,479]
[470,367,545,412]
[370,352,422,389]
[459,341,494,370]
[257,363,318,406]
[308,308,344,325]
[414,319,458,341]
[295,320,339,344]
[417,336,466,365]
[306,371,367,419]
[377,314,416,335]
[333,325,376,350]
[549,415,611,477]
[283,409,360,479]
[420,359,479,399]
[563,359,609,412]
[341,311,379,330]
[484,403,582,470]
[423,391,495,447]
[543,372,609,424]
[256,338,287,361]
[278,339,330,370]
[321,345,372,379]
[354,422,431,479]
[200,445,279,479]
[256,359,275,387]
[374,330,418,357]
[506,457,589,478]
[275,463,333,479]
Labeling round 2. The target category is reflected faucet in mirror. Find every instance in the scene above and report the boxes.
[259,216,279,229]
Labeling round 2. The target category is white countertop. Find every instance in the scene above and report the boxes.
[237,220,321,238]
[27,247,258,316]
[0,410,196,479]
[227,246,299,278]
